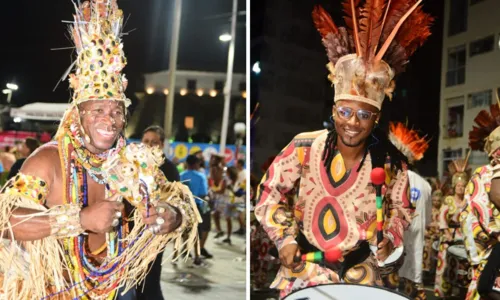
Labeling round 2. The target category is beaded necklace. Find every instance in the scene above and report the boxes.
[57,114,127,299]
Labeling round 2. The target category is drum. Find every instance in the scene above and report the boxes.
[283,283,410,300]
[446,244,472,288]
[369,245,405,275]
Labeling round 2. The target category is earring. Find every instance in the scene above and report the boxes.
[330,115,335,123]
[84,134,91,144]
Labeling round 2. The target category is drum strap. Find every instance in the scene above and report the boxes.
[478,242,500,298]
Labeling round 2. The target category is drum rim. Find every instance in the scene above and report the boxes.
[283,283,411,300]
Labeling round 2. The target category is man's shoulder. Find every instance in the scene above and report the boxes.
[288,129,327,148]
[24,144,60,167]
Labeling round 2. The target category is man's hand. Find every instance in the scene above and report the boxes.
[279,243,301,269]
[80,194,123,233]
[376,237,394,262]
[141,202,181,235]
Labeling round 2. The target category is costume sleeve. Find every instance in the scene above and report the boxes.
[255,138,302,251]
[384,170,413,248]
[461,169,491,266]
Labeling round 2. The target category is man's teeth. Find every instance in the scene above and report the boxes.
[96,129,115,137]
[345,129,360,136]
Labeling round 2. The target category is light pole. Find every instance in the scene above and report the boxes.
[219,0,238,155]
[164,0,182,149]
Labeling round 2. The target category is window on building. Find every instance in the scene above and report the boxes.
[215,80,224,91]
[446,96,464,138]
[448,0,467,36]
[442,148,463,177]
[187,79,197,90]
[470,0,486,5]
[470,35,494,57]
[468,90,492,109]
[446,45,466,87]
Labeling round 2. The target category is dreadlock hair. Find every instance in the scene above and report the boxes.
[322,121,408,173]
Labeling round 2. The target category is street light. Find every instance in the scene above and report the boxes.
[146,87,155,95]
[6,83,18,91]
[196,89,204,97]
[219,33,232,42]
[233,122,246,162]
[252,62,261,74]
[180,88,188,96]
[163,88,169,95]
[209,90,218,97]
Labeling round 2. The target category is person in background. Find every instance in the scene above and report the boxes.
[181,155,212,266]
[233,160,246,236]
[8,137,41,180]
[142,125,179,183]
[138,125,181,300]
[194,150,206,173]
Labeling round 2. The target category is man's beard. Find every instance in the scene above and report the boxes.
[340,135,365,148]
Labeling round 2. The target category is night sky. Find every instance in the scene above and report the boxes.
[0,0,247,110]
[250,0,445,176]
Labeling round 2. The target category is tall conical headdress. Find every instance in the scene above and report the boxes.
[448,149,471,187]
[312,1,433,110]
[67,0,130,107]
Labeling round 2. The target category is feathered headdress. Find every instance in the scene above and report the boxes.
[388,122,429,163]
[469,92,500,156]
[312,1,433,110]
[67,0,131,107]
[448,149,471,187]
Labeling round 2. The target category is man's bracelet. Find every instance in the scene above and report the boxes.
[48,204,85,238]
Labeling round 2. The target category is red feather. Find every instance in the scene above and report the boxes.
[358,0,386,60]
[396,6,434,57]
[342,0,362,55]
[469,105,500,150]
[312,5,338,38]
[380,0,413,43]
[342,0,361,35]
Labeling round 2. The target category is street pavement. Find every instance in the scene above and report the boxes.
[160,229,247,299]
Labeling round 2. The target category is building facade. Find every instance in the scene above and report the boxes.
[438,0,500,176]
[127,70,246,144]
[250,0,333,174]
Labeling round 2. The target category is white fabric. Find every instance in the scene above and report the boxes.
[398,170,432,283]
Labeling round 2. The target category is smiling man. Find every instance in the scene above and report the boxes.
[0,1,199,299]
[254,2,433,298]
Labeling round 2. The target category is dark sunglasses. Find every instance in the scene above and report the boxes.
[334,106,378,121]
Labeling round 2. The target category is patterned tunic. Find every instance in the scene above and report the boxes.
[255,130,412,298]
[461,165,500,300]
[434,195,467,297]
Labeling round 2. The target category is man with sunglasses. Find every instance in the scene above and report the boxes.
[254,3,432,298]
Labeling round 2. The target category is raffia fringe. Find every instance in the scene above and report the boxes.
[0,182,201,298]
[0,195,70,299]
[115,181,202,294]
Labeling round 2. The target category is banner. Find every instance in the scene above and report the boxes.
[0,131,52,149]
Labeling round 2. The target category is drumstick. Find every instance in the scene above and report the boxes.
[292,249,342,264]
[370,168,386,247]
